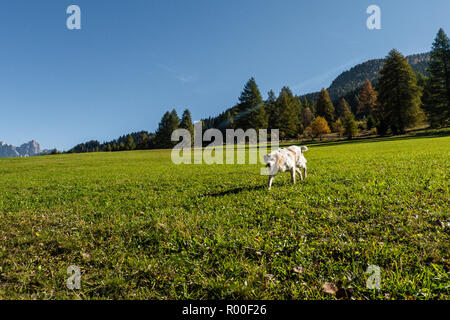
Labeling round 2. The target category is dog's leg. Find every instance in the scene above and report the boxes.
[303,166,307,179]
[268,175,274,190]
[296,167,303,180]
[291,168,296,184]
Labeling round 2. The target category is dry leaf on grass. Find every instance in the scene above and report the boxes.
[322,282,338,295]
[293,266,304,274]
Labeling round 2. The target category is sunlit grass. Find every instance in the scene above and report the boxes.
[0,135,448,299]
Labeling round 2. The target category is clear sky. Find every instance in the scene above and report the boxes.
[0,0,449,150]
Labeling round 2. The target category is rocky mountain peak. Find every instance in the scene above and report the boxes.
[0,140,42,158]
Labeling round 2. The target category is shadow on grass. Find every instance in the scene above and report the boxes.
[202,185,267,197]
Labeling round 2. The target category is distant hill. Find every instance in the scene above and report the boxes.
[301,52,430,103]
[0,140,42,158]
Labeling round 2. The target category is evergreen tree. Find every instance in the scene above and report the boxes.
[336,98,352,119]
[294,96,305,132]
[377,49,422,135]
[248,103,269,130]
[274,87,301,139]
[422,28,450,127]
[170,109,180,128]
[343,112,358,139]
[235,77,264,129]
[316,88,335,125]
[180,109,194,145]
[367,114,376,130]
[357,79,378,118]
[136,132,149,149]
[155,111,171,148]
[303,97,311,110]
[155,109,180,148]
[126,134,136,150]
[303,97,316,114]
[266,90,277,129]
[225,110,234,130]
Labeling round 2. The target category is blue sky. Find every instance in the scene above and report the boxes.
[0,0,449,150]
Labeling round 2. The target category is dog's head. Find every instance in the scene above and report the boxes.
[264,153,277,170]
[300,146,308,153]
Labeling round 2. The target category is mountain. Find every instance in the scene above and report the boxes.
[0,140,42,158]
[301,52,431,103]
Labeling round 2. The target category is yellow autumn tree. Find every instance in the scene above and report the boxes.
[311,116,331,141]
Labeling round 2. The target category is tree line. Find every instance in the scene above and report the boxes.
[68,28,449,153]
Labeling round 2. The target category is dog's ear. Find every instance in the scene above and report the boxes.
[264,154,270,164]
[301,146,308,152]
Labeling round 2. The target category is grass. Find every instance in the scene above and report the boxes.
[0,134,449,300]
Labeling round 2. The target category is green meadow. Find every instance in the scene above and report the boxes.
[0,134,449,299]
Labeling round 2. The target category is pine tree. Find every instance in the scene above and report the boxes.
[266,90,277,129]
[367,114,376,130]
[155,109,180,148]
[170,109,180,128]
[336,98,352,119]
[136,132,149,149]
[294,96,304,133]
[422,28,450,127]
[274,87,301,139]
[180,109,194,145]
[126,135,135,150]
[248,104,269,130]
[342,112,358,139]
[316,88,335,125]
[377,49,422,135]
[225,110,234,130]
[357,79,378,118]
[303,97,316,114]
[303,97,311,110]
[235,77,264,129]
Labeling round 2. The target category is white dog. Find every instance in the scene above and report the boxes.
[263,145,308,190]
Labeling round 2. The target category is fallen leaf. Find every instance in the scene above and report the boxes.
[322,282,338,295]
[293,266,304,274]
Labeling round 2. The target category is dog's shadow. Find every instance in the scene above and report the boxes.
[201,185,267,197]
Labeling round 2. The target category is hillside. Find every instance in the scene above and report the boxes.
[301,52,430,103]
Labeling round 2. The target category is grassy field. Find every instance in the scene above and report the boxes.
[0,135,449,300]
